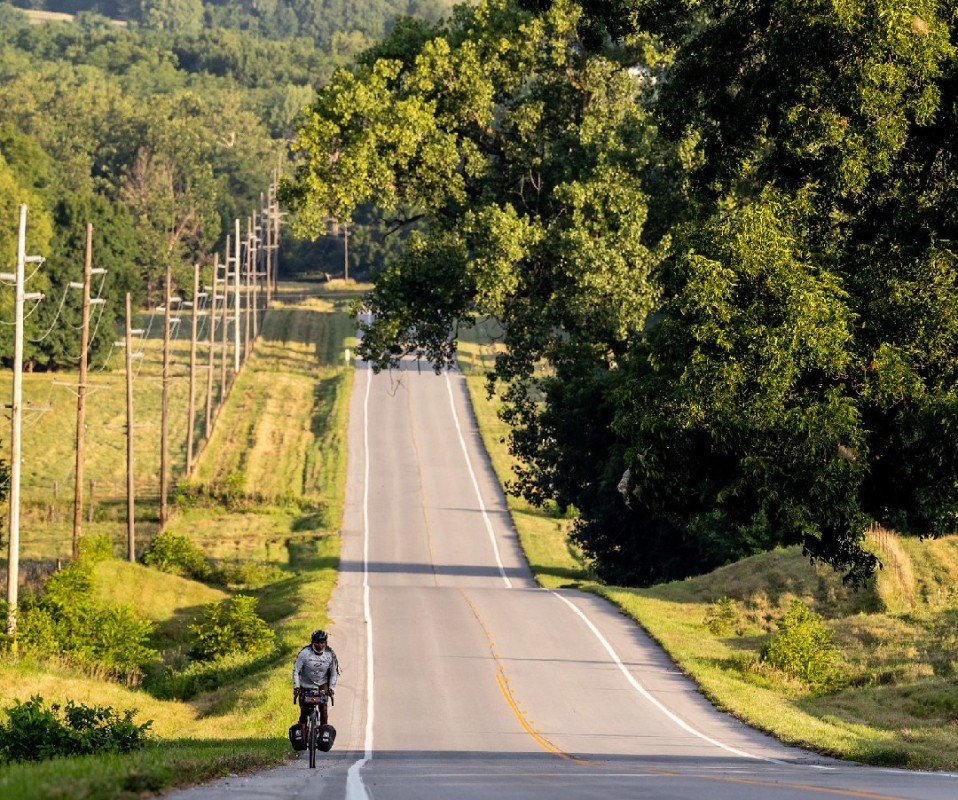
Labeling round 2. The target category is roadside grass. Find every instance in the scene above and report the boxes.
[456,322,591,590]
[0,282,356,798]
[457,318,958,771]
[0,739,286,800]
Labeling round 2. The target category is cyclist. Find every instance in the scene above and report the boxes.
[293,629,339,734]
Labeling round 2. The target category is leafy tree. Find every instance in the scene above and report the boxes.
[284,0,661,369]
[140,0,203,35]
[285,0,958,587]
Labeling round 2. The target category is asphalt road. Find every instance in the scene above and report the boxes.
[167,361,958,800]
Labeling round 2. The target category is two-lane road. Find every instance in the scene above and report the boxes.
[168,361,958,800]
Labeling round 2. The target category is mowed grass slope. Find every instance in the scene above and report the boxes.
[457,317,958,771]
[0,281,365,799]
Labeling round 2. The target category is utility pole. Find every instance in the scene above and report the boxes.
[234,218,241,375]
[244,217,252,361]
[272,180,280,295]
[159,262,171,526]
[262,190,272,307]
[124,293,135,562]
[6,204,44,646]
[186,263,199,475]
[205,255,217,436]
[220,238,230,396]
[343,219,350,282]
[251,211,259,343]
[72,224,93,562]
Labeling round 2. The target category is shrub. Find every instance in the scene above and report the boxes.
[0,696,152,763]
[16,555,156,681]
[189,595,275,661]
[144,531,211,581]
[704,596,740,636]
[77,533,113,564]
[760,599,841,690]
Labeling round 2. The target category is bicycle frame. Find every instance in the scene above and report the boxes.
[301,689,328,768]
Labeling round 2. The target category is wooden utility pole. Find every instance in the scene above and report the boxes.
[234,218,241,375]
[159,262,171,526]
[72,224,93,561]
[249,217,256,364]
[343,219,349,281]
[272,182,280,294]
[124,292,135,562]
[220,238,230,396]
[251,210,259,342]
[262,190,272,307]
[186,263,200,474]
[6,204,41,645]
[205,255,218,435]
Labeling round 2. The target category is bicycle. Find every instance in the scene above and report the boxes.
[297,688,331,768]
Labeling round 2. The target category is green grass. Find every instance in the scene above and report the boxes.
[457,321,592,589]
[0,282,358,798]
[458,316,958,771]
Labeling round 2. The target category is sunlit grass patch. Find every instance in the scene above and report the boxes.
[0,282,356,797]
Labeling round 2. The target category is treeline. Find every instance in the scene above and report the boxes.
[14,0,455,48]
[283,0,958,585]
[0,1,430,369]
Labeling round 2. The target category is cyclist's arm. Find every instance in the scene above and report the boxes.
[328,654,338,692]
[292,649,306,690]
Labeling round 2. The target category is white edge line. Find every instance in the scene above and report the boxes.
[445,370,512,588]
[550,590,785,764]
[346,367,374,800]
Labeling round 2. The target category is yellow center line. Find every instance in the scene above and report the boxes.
[461,589,596,765]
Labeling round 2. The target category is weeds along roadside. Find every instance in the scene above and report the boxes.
[0,281,366,798]
[457,320,958,773]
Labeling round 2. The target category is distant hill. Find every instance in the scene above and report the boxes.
[14,0,458,46]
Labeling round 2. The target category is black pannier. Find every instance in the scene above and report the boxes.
[318,724,336,752]
[288,723,307,751]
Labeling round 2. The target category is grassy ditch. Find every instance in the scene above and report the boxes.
[0,281,366,798]
[457,319,958,771]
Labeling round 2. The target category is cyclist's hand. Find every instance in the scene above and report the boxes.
[292,688,299,704]
[328,688,334,697]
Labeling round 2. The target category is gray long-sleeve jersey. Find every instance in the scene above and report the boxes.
[293,645,339,691]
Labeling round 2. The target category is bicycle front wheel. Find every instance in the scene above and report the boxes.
[308,708,318,768]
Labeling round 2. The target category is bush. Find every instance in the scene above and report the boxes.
[704,596,740,636]
[189,595,275,661]
[78,533,113,564]
[16,550,157,681]
[760,599,841,690]
[144,531,211,581]
[0,696,152,763]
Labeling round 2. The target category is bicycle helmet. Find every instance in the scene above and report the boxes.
[311,629,328,644]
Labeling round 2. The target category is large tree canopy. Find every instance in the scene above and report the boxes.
[284,0,958,585]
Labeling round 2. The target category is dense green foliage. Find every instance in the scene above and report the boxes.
[189,595,275,661]
[23,0,456,48]
[16,537,157,679]
[143,530,212,581]
[760,599,840,691]
[0,2,440,368]
[0,695,152,763]
[285,0,958,584]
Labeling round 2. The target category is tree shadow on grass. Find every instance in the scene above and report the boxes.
[285,535,338,571]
